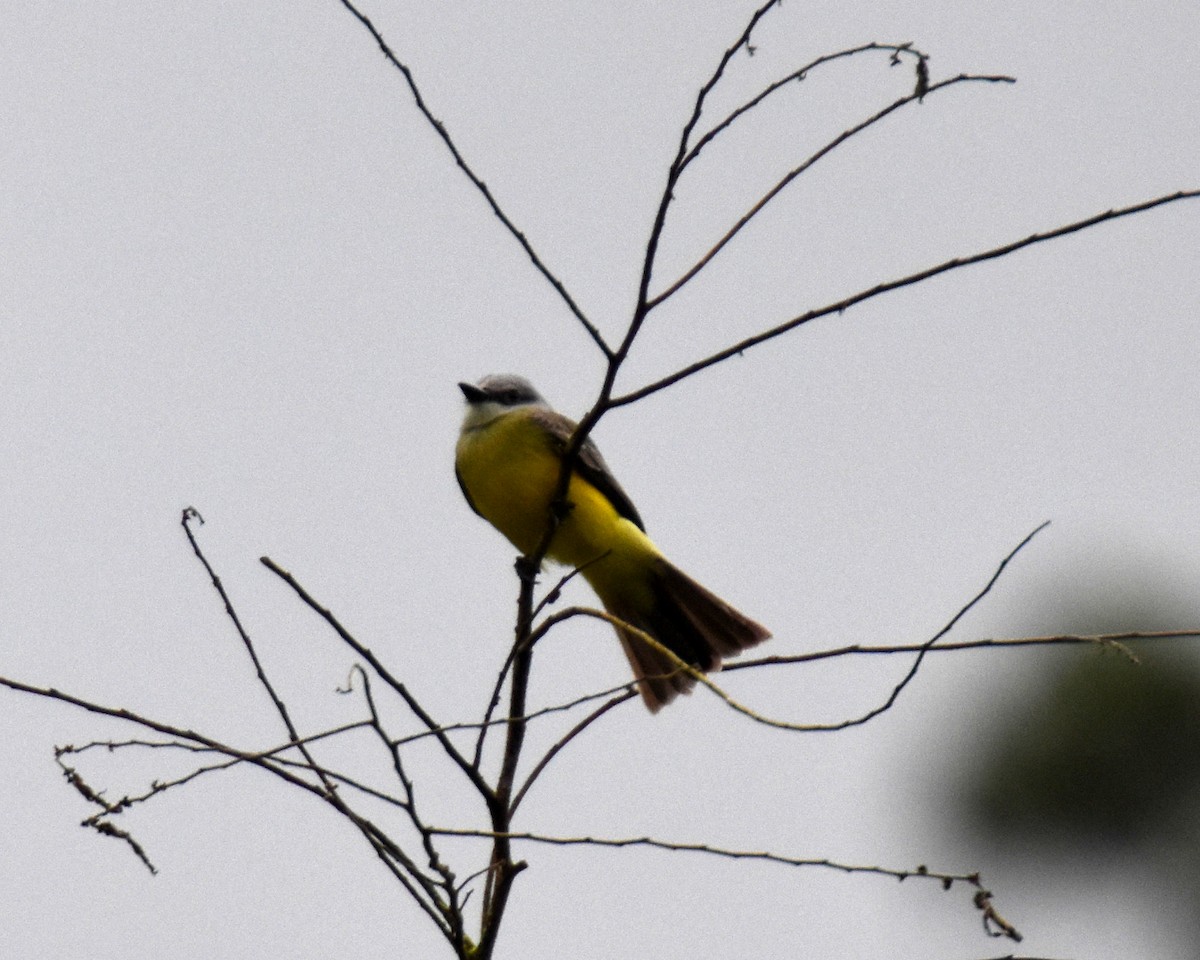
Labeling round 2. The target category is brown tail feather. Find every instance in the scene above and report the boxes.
[605,558,770,712]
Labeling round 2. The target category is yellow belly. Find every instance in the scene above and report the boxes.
[456,411,658,608]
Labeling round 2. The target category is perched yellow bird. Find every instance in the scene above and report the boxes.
[455,374,770,711]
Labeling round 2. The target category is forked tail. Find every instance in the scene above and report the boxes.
[604,558,770,712]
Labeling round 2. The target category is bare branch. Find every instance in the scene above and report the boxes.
[478,577,536,955]
[704,523,1050,731]
[470,555,619,778]
[54,722,385,819]
[55,758,157,873]
[259,555,494,802]
[614,190,1200,407]
[182,509,336,798]
[725,630,1200,671]
[510,689,636,815]
[533,525,1048,732]
[824,521,1051,729]
[356,826,457,942]
[58,720,372,761]
[354,668,464,946]
[335,0,607,356]
[10,666,463,939]
[2,675,324,795]
[472,639,520,771]
[676,1,786,162]
[430,826,1021,942]
[430,824,950,878]
[406,682,638,751]
[586,1,788,403]
[88,818,158,875]
[678,43,933,173]
[185,519,454,926]
[651,72,1016,308]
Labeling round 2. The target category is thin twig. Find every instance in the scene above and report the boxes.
[712,523,1051,730]
[510,690,635,815]
[183,520,451,920]
[185,524,457,938]
[259,556,493,801]
[56,722,402,816]
[335,0,606,356]
[679,42,931,172]
[59,720,373,760]
[429,826,1021,942]
[2,676,324,795]
[56,759,158,873]
[355,667,463,941]
[682,0,786,155]
[431,826,959,878]
[16,662,454,936]
[478,570,536,956]
[530,559,606,621]
[3,674,331,873]
[182,509,336,795]
[534,524,1048,732]
[407,681,638,750]
[614,190,1200,407]
[826,521,1052,731]
[472,642,519,772]
[725,631,1200,671]
[613,3,786,387]
[89,819,158,874]
[651,72,1016,308]
[266,754,408,808]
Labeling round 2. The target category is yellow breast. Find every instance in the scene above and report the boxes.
[455,410,655,581]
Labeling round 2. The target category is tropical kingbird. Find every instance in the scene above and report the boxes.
[455,374,770,711]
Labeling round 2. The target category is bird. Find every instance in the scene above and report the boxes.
[454,373,770,711]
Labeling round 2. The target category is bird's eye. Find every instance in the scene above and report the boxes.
[502,390,519,404]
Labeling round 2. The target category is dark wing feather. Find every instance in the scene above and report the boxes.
[455,465,482,517]
[529,409,645,531]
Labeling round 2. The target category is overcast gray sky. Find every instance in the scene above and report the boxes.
[4,2,1199,958]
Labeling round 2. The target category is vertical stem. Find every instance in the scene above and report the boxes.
[476,561,537,957]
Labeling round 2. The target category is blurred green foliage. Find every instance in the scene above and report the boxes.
[968,641,1200,843]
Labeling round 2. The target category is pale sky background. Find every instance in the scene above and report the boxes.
[3,1,1200,958]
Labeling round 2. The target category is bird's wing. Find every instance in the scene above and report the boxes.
[455,465,482,518]
[529,408,646,532]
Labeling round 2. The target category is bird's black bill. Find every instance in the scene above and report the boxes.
[459,381,488,404]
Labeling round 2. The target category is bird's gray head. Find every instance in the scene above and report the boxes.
[458,374,548,428]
